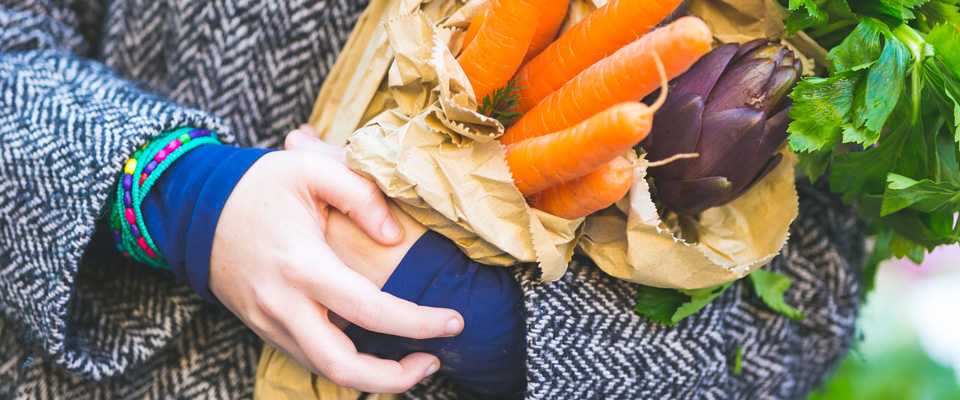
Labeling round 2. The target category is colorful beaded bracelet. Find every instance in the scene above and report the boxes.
[111,127,221,269]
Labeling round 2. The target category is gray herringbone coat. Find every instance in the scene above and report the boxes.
[0,0,865,399]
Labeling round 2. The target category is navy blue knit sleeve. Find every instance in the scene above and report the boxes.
[346,231,526,399]
[140,144,271,302]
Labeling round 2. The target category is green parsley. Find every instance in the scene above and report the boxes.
[782,0,960,295]
[749,270,805,321]
[634,270,805,325]
[633,284,730,326]
[732,345,745,376]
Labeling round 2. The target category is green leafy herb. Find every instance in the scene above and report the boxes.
[731,346,745,376]
[882,173,960,215]
[478,79,522,126]
[748,270,805,321]
[786,74,856,152]
[783,0,960,295]
[633,284,731,326]
[633,286,689,325]
[634,270,805,325]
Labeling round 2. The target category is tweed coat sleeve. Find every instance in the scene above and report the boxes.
[0,0,233,379]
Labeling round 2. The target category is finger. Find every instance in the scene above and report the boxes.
[302,156,403,245]
[283,295,440,393]
[248,319,313,371]
[237,298,318,374]
[291,244,464,339]
[284,129,345,160]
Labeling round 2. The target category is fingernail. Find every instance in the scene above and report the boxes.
[423,360,439,377]
[445,317,463,336]
[381,217,401,242]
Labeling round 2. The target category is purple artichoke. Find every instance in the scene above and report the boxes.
[644,40,801,215]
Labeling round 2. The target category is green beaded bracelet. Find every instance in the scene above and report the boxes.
[111,128,221,269]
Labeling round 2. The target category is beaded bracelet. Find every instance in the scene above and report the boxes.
[111,127,221,269]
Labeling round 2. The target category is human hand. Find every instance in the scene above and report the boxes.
[280,130,429,289]
[209,129,464,393]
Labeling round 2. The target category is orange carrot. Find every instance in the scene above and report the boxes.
[506,102,652,196]
[459,0,540,101]
[502,16,711,145]
[531,157,634,219]
[462,4,489,49]
[524,0,570,62]
[513,0,684,112]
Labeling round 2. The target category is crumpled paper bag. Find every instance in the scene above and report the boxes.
[690,0,823,73]
[254,346,396,400]
[579,151,798,289]
[340,4,581,280]
[689,0,785,43]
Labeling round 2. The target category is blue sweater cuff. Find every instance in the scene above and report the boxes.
[142,144,271,302]
[346,230,526,398]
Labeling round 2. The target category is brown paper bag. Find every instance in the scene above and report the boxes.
[256,0,803,397]
[331,1,583,281]
[579,151,798,289]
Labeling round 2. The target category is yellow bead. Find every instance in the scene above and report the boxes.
[124,159,137,175]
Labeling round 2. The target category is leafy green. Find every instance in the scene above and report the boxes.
[855,0,930,23]
[731,346,744,376]
[633,284,730,326]
[827,18,885,73]
[919,0,960,29]
[673,285,731,322]
[797,148,833,181]
[477,79,522,126]
[785,0,829,33]
[829,123,907,201]
[927,23,960,75]
[633,286,690,325]
[787,74,857,152]
[634,270,807,326]
[783,0,960,295]
[882,173,960,214]
[748,270,805,321]
[859,228,892,300]
[864,37,910,135]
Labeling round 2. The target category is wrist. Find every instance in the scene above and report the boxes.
[111,128,220,267]
[112,127,272,302]
[325,203,426,288]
